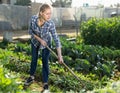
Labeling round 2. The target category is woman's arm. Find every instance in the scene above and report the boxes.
[57,47,63,64]
[57,47,62,58]
[49,21,63,63]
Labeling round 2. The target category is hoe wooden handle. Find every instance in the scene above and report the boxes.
[46,46,81,81]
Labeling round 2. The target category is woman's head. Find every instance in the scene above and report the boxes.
[39,4,52,21]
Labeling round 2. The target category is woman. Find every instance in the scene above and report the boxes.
[24,3,63,91]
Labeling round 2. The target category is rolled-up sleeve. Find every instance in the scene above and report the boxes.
[49,21,61,48]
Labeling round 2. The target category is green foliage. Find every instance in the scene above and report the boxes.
[0,38,120,92]
[14,42,31,55]
[49,63,97,92]
[0,65,27,93]
[80,17,120,49]
[91,81,120,93]
[75,58,90,72]
[59,39,119,78]
[15,0,31,6]
[0,42,97,92]
[0,41,9,49]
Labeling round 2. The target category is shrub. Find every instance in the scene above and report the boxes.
[80,17,120,49]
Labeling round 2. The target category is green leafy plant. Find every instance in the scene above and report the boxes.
[0,65,27,93]
[80,17,120,49]
[0,38,120,92]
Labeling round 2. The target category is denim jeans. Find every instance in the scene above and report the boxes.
[30,42,50,83]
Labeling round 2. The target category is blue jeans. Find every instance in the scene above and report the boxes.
[30,43,50,83]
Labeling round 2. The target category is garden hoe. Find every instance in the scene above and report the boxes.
[46,46,82,82]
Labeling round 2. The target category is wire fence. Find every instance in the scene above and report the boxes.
[0,4,120,31]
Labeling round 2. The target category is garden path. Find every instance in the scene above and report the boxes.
[0,29,77,41]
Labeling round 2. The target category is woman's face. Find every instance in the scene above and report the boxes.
[40,8,52,21]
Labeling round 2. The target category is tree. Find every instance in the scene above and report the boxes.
[51,0,72,7]
[15,0,31,6]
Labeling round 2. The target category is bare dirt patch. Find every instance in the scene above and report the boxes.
[0,29,77,41]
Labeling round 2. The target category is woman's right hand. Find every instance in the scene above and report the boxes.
[40,39,47,47]
[34,34,47,47]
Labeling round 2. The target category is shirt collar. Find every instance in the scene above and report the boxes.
[35,16,50,28]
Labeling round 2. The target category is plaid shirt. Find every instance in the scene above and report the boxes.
[29,15,61,49]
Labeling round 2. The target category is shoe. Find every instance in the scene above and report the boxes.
[41,84,50,93]
[42,89,50,93]
[43,84,49,90]
[24,76,34,86]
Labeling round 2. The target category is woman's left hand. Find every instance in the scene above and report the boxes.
[58,56,63,64]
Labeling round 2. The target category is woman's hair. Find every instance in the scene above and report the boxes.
[39,4,51,13]
[38,4,52,18]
